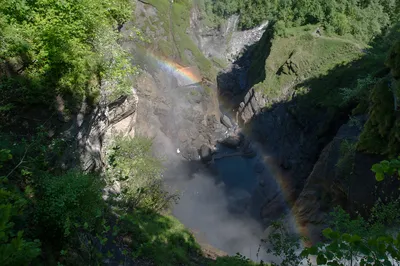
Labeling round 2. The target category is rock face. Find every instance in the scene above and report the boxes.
[292,117,399,244]
[199,144,213,162]
[220,114,233,128]
[218,135,242,149]
[215,25,356,227]
[237,88,267,123]
[133,69,224,162]
[59,92,138,172]
[189,6,268,63]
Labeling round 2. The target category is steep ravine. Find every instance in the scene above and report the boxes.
[115,2,282,261]
[122,43,270,261]
[70,4,343,261]
[105,1,388,262]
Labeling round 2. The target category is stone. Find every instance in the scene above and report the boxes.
[178,130,188,143]
[77,113,84,127]
[220,115,233,128]
[239,102,245,112]
[199,144,212,162]
[110,181,121,195]
[183,146,199,161]
[241,105,254,123]
[219,135,241,149]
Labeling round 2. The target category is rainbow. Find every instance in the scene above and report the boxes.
[144,51,202,85]
[259,154,312,246]
[140,48,312,247]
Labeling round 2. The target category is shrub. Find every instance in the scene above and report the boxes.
[0,150,41,266]
[0,0,137,106]
[35,171,104,237]
[119,210,200,266]
[0,186,41,266]
[107,135,178,211]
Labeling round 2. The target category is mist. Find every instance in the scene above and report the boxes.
[131,50,286,262]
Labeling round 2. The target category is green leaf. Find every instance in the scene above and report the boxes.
[371,163,382,173]
[350,234,362,243]
[305,245,318,255]
[21,169,32,177]
[376,172,385,181]
[323,228,334,238]
[342,233,351,242]
[325,250,334,260]
[316,254,327,265]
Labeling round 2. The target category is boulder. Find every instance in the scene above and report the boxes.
[199,144,212,162]
[182,146,199,161]
[219,135,241,149]
[220,114,233,128]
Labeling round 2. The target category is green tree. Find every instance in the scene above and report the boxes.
[303,228,400,265]
[35,171,104,237]
[0,0,136,106]
[107,136,178,211]
[0,149,41,266]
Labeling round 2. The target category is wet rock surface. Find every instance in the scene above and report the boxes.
[200,144,213,162]
[293,117,400,244]
[220,114,233,128]
[189,7,269,63]
[218,135,242,149]
[214,24,354,227]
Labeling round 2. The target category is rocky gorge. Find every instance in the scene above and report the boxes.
[51,0,398,261]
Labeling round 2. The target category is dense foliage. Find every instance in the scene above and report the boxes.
[0,0,137,109]
[358,39,400,156]
[262,205,400,266]
[106,135,178,211]
[0,149,41,265]
[36,171,104,238]
[1,0,400,265]
[204,0,399,42]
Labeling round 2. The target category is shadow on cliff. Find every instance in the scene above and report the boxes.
[215,23,400,222]
[217,24,274,110]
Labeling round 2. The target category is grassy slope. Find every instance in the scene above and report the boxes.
[249,23,400,156]
[141,0,214,80]
[118,208,262,266]
[250,25,365,102]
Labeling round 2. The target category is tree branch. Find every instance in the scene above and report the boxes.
[6,146,28,179]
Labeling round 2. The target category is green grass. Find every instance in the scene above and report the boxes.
[145,0,215,80]
[212,57,229,69]
[119,209,201,266]
[118,208,264,266]
[251,25,365,99]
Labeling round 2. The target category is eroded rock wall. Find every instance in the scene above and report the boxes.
[59,91,138,172]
